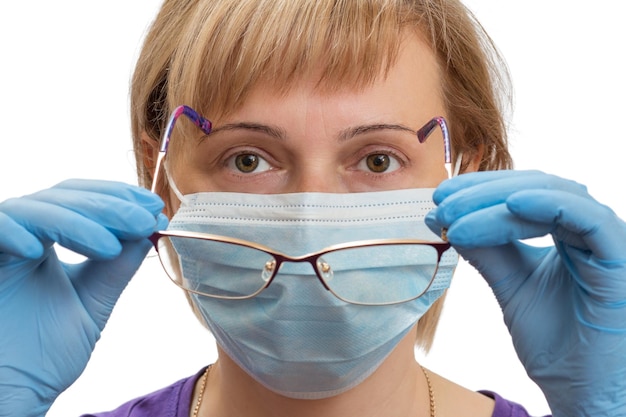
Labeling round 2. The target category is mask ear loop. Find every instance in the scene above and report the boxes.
[164,162,187,204]
[440,151,464,242]
[444,151,464,179]
[451,151,463,178]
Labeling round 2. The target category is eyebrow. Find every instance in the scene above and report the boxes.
[209,122,286,140]
[337,123,416,142]
[208,122,416,142]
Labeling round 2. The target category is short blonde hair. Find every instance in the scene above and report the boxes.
[131,0,513,352]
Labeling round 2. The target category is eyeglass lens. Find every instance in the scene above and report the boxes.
[156,235,441,305]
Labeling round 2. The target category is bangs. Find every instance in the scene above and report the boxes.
[167,0,409,122]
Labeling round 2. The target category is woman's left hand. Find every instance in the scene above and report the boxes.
[426,170,626,417]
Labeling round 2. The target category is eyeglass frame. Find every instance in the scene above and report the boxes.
[150,230,451,305]
[148,105,454,305]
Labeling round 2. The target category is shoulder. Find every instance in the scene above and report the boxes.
[427,369,549,417]
[480,391,551,417]
[80,368,206,417]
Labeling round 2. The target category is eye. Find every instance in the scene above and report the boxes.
[228,153,272,173]
[357,153,401,173]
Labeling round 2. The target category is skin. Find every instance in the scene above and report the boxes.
[146,33,492,417]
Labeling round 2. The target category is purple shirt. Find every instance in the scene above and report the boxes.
[81,368,547,417]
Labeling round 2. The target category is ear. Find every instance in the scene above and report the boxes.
[141,131,160,174]
[459,143,485,174]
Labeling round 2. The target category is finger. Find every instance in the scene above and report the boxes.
[155,212,169,231]
[444,203,552,248]
[67,237,153,330]
[0,198,122,259]
[427,201,554,304]
[25,188,159,241]
[507,189,626,260]
[52,179,164,216]
[67,213,168,330]
[453,242,549,306]
[0,212,44,258]
[425,210,444,237]
[433,171,588,227]
[433,170,546,204]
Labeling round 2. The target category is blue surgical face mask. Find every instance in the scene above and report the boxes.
[166,186,458,399]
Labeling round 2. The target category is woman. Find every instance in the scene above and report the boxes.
[1,1,624,416]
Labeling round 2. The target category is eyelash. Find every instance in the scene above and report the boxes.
[354,146,407,171]
[222,147,276,174]
[219,143,409,176]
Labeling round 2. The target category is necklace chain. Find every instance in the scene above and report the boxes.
[420,365,436,417]
[193,364,435,417]
[192,365,211,417]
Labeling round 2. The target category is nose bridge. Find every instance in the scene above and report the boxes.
[294,172,343,193]
[270,254,331,290]
[282,101,348,192]
[288,160,349,193]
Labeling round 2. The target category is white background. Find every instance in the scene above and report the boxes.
[0,1,624,416]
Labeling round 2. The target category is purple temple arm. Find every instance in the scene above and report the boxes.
[158,105,213,153]
[151,105,213,193]
[417,116,452,179]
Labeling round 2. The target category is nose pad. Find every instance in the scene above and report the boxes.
[317,257,334,282]
[262,259,277,282]
[267,260,334,294]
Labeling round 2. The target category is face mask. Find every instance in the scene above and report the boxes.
[166,187,458,399]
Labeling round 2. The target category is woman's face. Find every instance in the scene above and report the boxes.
[167,34,448,204]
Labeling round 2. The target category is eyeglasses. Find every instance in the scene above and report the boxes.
[150,230,451,306]
[149,105,453,305]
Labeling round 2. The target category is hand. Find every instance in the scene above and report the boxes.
[425,170,626,417]
[0,179,167,417]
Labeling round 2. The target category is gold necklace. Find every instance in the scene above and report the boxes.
[420,365,436,417]
[192,365,211,417]
[192,364,436,417]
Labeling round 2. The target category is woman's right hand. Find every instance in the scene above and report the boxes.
[0,179,166,417]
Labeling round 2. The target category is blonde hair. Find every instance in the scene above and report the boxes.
[131,0,513,352]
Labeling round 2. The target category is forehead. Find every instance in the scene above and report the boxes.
[164,34,450,197]
[215,34,443,126]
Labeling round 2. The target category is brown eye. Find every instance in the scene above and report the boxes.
[227,151,272,174]
[366,154,391,173]
[235,154,260,172]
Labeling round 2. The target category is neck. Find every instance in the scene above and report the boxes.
[201,326,432,417]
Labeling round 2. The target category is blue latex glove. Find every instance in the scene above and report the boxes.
[426,170,626,417]
[0,179,167,417]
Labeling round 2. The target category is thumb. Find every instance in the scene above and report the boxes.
[454,242,550,308]
[426,207,545,305]
[68,212,167,329]
[67,237,152,331]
